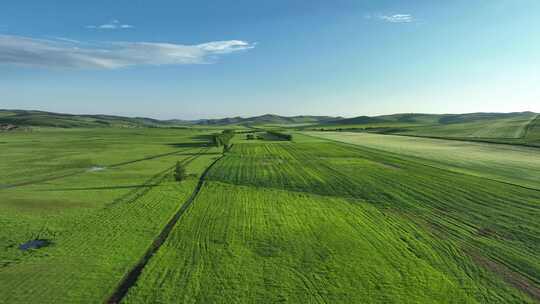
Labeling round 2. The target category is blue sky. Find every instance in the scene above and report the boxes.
[1,0,539,119]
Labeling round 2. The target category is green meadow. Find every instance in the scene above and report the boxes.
[305,131,540,190]
[1,125,539,303]
[0,128,220,303]
[124,136,539,303]
[307,112,540,147]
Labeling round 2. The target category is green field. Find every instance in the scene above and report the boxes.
[305,112,540,147]
[1,126,539,303]
[0,128,220,303]
[399,113,536,139]
[305,132,540,190]
[123,136,539,303]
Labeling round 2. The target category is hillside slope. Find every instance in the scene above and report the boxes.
[0,110,188,128]
[195,114,338,126]
[0,110,338,128]
[311,112,539,146]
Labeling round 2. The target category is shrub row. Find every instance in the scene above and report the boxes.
[266,130,292,141]
[213,130,234,147]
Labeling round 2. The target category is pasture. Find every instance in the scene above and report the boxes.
[305,131,540,190]
[1,127,538,303]
[124,137,539,303]
[306,112,539,147]
[0,128,220,303]
[398,112,537,139]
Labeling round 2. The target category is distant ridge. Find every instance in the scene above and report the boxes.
[0,110,338,128]
[0,109,187,128]
[310,111,539,146]
[320,111,537,126]
[195,114,339,126]
[1,109,536,131]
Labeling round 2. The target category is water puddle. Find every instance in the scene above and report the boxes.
[19,239,51,251]
[88,166,106,172]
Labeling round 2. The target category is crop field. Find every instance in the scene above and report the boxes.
[122,137,539,303]
[1,127,539,303]
[305,131,540,190]
[3,0,538,302]
[306,112,540,147]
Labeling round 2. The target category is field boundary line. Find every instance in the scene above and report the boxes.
[372,132,540,148]
[105,149,206,208]
[107,147,202,168]
[105,152,225,304]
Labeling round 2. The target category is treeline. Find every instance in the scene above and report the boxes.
[213,129,234,147]
[266,130,293,141]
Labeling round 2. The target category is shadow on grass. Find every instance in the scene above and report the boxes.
[166,142,209,148]
[39,184,160,191]
[166,134,214,148]
[177,152,221,156]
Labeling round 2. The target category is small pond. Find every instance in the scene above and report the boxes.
[19,239,51,251]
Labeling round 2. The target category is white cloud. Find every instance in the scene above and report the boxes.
[379,14,414,23]
[86,19,134,30]
[0,35,255,69]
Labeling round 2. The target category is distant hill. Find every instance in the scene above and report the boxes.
[2,109,537,145]
[312,111,539,146]
[323,112,537,127]
[0,110,187,128]
[325,116,386,125]
[0,110,337,128]
[194,114,339,126]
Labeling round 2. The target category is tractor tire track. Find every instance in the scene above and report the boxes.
[105,149,206,208]
[106,152,224,304]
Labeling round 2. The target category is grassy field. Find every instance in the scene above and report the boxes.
[305,112,539,146]
[1,127,538,303]
[397,112,537,139]
[123,136,539,303]
[304,132,540,190]
[0,128,220,303]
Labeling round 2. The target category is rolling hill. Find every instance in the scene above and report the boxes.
[310,111,539,146]
[0,110,338,129]
[2,110,538,147]
[194,114,339,126]
[0,110,187,128]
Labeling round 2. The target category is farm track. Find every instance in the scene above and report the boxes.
[105,150,207,208]
[106,150,224,304]
[0,147,201,190]
[107,148,204,168]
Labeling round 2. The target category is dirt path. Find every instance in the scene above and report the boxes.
[106,152,224,304]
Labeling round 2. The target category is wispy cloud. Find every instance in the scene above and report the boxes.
[86,19,134,30]
[379,14,414,23]
[0,35,255,69]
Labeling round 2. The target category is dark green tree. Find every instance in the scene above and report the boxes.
[213,129,235,147]
[174,161,187,181]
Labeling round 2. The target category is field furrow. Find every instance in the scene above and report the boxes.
[123,138,539,303]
